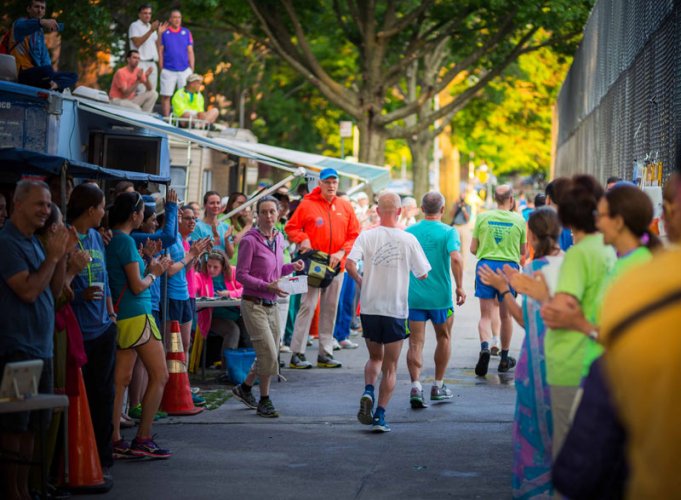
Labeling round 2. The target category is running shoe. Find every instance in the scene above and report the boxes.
[357,392,374,425]
[333,339,342,351]
[371,414,391,433]
[430,384,454,401]
[409,387,428,409]
[317,354,342,368]
[279,344,291,353]
[113,439,140,460]
[475,348,491,377]
[491,337,500,356]
[256,398,279,418]
[339,339,359,349]
[192,393,206,406]
[289,353,312,369]
[232,384,257,409]
[130,436,172,459]
[498,356,517,373]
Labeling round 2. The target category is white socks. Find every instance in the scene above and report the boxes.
[434,380,444,388]
[411,381,422,391]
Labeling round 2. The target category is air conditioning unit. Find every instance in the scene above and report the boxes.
[73,86,110,103]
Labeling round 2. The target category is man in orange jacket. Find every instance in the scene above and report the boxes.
[285,168,360,368]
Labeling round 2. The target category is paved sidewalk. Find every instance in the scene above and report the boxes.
[87,259,523,499]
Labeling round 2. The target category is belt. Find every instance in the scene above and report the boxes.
[242,295,276,307]
[140,59,157,63]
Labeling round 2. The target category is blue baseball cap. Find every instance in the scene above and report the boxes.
[319,168,339,180]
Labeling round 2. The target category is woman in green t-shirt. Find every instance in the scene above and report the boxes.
[510,175,615,456]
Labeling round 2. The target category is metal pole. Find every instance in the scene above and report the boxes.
[340,139,345,160]
[60,161,68,214]
[223,167,307,219]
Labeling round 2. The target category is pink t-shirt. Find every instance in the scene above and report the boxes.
[109,66,147,100]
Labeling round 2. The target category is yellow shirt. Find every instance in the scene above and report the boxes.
[600,248,681,499]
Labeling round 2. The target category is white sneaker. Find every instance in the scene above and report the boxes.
[339,339,359,349]
[279,344,291,353]
[332,339,341,351]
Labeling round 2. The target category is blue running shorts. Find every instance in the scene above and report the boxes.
[408,308,454,325]
[475,259,519,301]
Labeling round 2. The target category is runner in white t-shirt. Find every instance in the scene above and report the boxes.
[346,192,431,433]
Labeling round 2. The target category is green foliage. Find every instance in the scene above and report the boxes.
[452,32,572,176]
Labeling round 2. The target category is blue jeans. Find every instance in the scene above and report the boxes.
[333,273,356,342]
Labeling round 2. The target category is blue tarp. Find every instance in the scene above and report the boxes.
[0,147,171,182]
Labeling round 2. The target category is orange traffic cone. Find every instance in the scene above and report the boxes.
[160,320,203,416]
[67,368,112,492]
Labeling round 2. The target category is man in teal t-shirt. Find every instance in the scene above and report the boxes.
[471,185,526,376]
[405,192,466,408]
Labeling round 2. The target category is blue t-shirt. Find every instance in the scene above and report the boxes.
[0,221,55,358]
[166,234,189,301]
[70,229,113,341]
[406,220,460,310]
[161,26,193,71]
[192,219,230,252]
[106,230,152,319]
[559,227,574,251]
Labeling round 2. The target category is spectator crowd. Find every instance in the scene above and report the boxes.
[6,1,218,126]
[2,2,681,499]
[1,163,679,499]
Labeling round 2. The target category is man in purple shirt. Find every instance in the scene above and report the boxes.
[232,196,304,418]
[158,8,194,116]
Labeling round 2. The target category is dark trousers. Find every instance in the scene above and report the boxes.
[18,65,78,91]
[82,322,116,469]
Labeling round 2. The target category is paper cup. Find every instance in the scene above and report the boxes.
[91,281,105,299]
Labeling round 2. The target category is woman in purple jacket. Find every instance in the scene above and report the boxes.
[232,196,304,417]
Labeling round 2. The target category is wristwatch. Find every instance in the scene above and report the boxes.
[148,273,157,282]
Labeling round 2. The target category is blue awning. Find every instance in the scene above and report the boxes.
[0,147,170,182]
[213,139,391,190]
[76,100,291,170]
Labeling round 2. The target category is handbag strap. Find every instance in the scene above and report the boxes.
[606,286,681,346]
[113,284,128,314]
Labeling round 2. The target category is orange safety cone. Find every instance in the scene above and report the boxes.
[160,320,204,416]
[67,367,113,492]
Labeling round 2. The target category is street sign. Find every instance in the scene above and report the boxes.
[339,121,353,138]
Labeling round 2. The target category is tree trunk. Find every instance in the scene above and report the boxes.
[408,133,432,203]
[357,115,387,167]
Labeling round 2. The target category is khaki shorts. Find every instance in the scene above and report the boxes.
[116,314,161,350]
[240,300,281,378]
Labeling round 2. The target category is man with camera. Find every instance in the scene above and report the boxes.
[285,168,360,369]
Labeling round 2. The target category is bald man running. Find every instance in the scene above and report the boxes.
[346,193,431,432]
[471,185,526,376]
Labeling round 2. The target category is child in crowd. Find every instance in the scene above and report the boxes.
[203,251,245,373]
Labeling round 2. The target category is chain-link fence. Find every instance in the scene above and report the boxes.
[554,0,678,184]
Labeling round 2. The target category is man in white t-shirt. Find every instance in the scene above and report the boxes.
[128,3,166,93]
[346,192,431,433]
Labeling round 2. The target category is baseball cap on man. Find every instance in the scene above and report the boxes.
[319,168,339,180]
[187,73,203,83]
